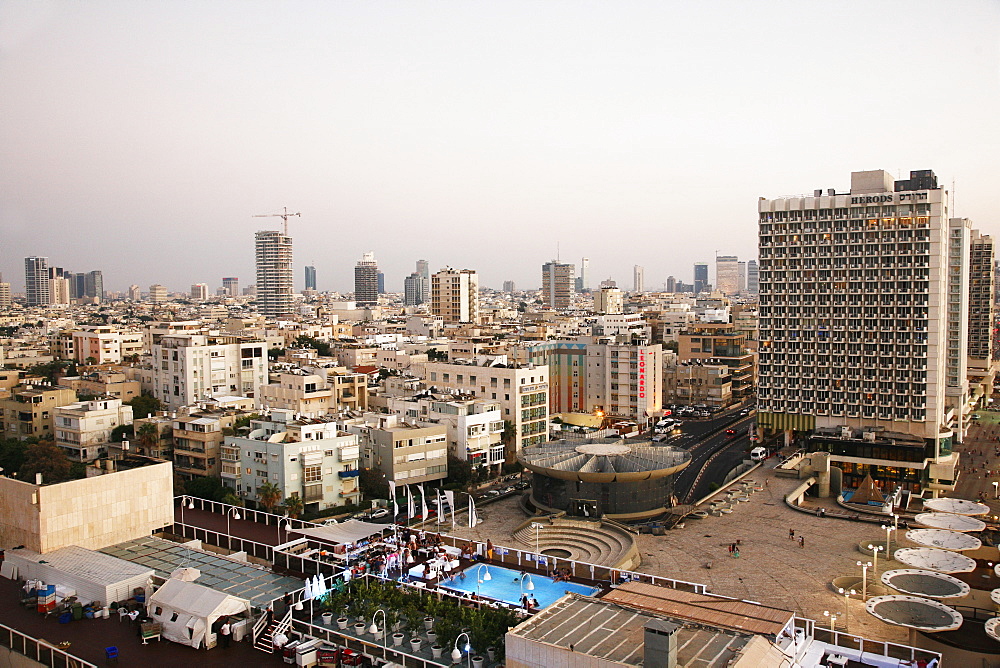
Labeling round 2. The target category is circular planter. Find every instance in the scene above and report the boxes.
[431,644,444,659]
[487,646,496,661]
[472,656,485,668]
[373,629,384,641]
[354,622,366,635]
[392,632,405,647]
[321,612,333,626]
[424,616,435,630]
[410,637,423,652]
[337,617,349,630]
[427,630,438,643]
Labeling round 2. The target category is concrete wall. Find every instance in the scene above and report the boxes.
[0,461,173,554]
[505,634,623,668]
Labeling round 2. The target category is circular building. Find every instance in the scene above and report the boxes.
[518,437,691,521]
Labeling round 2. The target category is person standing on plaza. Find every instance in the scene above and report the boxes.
[789,528,795,540]
[220,618,231,648]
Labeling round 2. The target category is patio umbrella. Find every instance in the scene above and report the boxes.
[303,577,313,600]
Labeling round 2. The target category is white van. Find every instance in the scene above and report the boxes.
[750,446,767,462]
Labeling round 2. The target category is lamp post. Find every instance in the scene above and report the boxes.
[280,521,293,545]
[880,522,897,556]
[823,610,838,631]
[837,587,857,632]
[476,564,491,598]
[452,631,472,668]
[226,506,241,550]
[867,543,884,577]
[179,495,195,525]
[520,573,535,603]
[993,481,998,499]
[530,522,544,554]
[857,561,872,601]
[369,609,386,647]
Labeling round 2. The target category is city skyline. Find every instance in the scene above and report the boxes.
[2,2,998,292]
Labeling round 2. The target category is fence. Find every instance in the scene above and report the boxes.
[803,618,941,665]
[0,622,97,668]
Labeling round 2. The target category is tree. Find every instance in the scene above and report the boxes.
[222,491,244,507]
[19,442,72,484]
[110,424,134,443]
[126,393,163,419]
[426,348,448,362]
[0,437,28,476]
[184,476,228,501]
[257,481,283,512]
[283,495,304,519]
[445,454,473,489]
[293,335,331,357]
[359,467,389,500]
[136,422,159,453]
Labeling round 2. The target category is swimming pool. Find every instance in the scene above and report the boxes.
[435,564,599,609]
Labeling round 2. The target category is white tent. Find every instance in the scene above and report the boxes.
[147,578,251,649]
[4,546,153,606]
[291,519,388,545]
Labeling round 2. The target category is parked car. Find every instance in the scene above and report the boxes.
[322,517,339,526]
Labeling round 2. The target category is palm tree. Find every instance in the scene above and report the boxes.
[283,495,304,519]
[222,491,244,508]
[257,481,283,512]
[136,422,159,455]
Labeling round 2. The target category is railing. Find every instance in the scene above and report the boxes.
[804,619,941,665]
[291,618,448,668]
[0,621,97,668]
[251,608,272,646]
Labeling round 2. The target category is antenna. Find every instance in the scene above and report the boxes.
[253,206,301,236]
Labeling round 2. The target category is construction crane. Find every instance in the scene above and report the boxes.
[252,207,301,235]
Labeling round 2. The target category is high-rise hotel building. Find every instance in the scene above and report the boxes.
[757,169,986,493]
[541,260,575,311]
[255,230,293,317]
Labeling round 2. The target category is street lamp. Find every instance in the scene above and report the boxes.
[369,609,386,646]
[993,481,998,499]
[451,631,472,668]
[280,521,293,545]
[530,522,544,554]
[179,495,195,524]
[837,587,857,632]
[226,506,241,550]
[857,561,872,601]
[867,543,885,577]
[880,522,897,556]
[823,610,838,631]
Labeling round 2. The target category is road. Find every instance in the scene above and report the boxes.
[667,409,757,503]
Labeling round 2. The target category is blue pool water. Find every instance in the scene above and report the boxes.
[432,564,599,609]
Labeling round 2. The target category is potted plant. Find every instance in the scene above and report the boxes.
[427,629,438,644]
[486,646,496,661]
[431,644,444,659]
[471,656,485,668]
[392,632,405,647]
[321,611,334,626]
[337,616,349,630]
[354,621,367,635]
[409,636,422,652]
[424,615,435,630]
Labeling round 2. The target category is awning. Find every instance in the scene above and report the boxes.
[291,519,389,545]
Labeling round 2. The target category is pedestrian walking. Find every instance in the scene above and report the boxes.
[734,547,740,558]
[728,543,734,555]
[789,528,795,540]
[799,536,805,548]
[220,618,232,648]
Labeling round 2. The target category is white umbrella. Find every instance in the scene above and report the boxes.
[303,577,314,600]
[314,574,326,597]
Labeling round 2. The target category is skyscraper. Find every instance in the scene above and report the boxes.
[715,255,739,295]
[577,257,590,292]
[758,168,968,466]
[404,273,427,306]
[255,229,294,317]
[693,262,709,294]
[968,231,995,367]
[84,270,103,301]
[431,267,479,323]
[747,260,759,294]
[222,277,239,297]
[354,252,379,305]
[542,260,575,311]
[190,283,208,300]
[304,265,317,291]
[738,261,747,293]
[377,272,385,294]
[633,265,644,293]
[502,280,516,293]
[665,276,676,293]
[24,257,49,306]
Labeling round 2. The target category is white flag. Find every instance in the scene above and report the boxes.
[468,495,480,528]
[444,490,455,527]
[436,488,444,524]
[420,483,429,519]
[388,480,398,519]
[407,484,415,518]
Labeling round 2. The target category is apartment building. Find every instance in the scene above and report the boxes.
[222,410,361,512]
[541,261,574,311]
[593,287,623,315]
[1,384,77,439]
[53,397,133,461]
[258,368,369,416]
[664,360,733,407]
[255,230,294,317]
[62,370,141,403]
[967,230,996,403]
[431,268,479,324]
[386,395,505,466]
[73,326,144,364]
[757,169,967,494]
[585,339,663,423]
[422,359,549,452]
[355,414,448,487]
[354,252,379,305]
[677,322,755,402]
[172,410,240,479]
[150,333,267,410]
[148,284,167,303]
[0,282,10,308]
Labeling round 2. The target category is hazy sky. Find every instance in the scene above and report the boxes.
[2,1,999,294]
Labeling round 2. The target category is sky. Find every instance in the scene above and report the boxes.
[2,1,999,295]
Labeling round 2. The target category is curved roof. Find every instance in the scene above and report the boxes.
[518,437,691,482]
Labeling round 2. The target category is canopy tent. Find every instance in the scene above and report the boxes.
[291,519,389,545]
[3,546,153,606]
[147,577,251,649]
